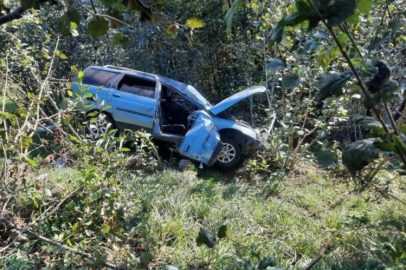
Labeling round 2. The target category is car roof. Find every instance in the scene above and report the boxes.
[84,65,211,109]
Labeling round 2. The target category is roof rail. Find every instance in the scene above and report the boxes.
[104,65,136,72]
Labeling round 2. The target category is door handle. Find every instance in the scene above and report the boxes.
[113,93,121,97]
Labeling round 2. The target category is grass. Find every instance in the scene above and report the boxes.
[1,160,406,269]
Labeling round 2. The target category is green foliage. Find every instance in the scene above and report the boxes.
[225,0,243,36]
[87,17,109,39]
[315,71,353,101]
[352,114,384,134]
[342,138,390,176]
[281,73,301,89]
[266,59,285,72]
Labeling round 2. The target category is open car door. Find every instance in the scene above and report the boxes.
[177,111,223,166]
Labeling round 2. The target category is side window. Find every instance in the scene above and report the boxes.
[83,69,120,87]
[117,75,156,99]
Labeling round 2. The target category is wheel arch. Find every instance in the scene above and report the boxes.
[218,129,244,148]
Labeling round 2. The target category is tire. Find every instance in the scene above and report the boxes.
[215,138,241,168]
[87,112,115,138]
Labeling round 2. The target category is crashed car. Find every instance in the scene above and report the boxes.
[70,65,267,168]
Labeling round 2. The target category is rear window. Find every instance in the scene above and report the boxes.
[83,69,120,87]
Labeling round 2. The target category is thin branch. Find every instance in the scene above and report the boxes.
[0,218,124,269]
[339,24,363,59]
[0,187,81,253]
[0,0,52,25]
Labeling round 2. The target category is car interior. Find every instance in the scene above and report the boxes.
[160,85,198,135]
[116,75,156,99]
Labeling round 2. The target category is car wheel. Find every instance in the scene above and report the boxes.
[87,112,115,138]
[215,138,241,168]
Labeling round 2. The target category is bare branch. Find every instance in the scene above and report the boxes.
[0,6,26,25]
[303,242,333,270]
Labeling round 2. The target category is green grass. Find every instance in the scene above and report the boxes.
[1,163,406,269]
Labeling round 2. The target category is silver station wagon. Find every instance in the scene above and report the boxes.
[71,65,267,168]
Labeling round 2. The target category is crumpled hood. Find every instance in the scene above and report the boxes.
[209,86,266,115]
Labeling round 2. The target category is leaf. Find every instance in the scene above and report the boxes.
[374,79,399,103]
[186,17,204,29]
[112,34,131,47]
[103,225,110,234]
[266,59,285,71]
[217,225,227,239]
[87,17,109,39]
[21,136,33,148]
[268,24,284,45]
[352,114,384,134]
[356,0,373,14]
[67,7,81,25]
[401,124,406,136]
[25,157,37,167]
[196,227,217,248]
[58,14,71,36]
[225,0,243,36]
[244,259,255,270]
[258,257,276,269]
[342,138,386,176]
[278,0,356,31]
[282,74,301,89]
[373,139,396,152]
[315,71,353,101]
[140,252,153,264]
[325,0,356,27]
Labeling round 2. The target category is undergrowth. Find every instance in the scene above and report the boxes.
[1,159,406,269]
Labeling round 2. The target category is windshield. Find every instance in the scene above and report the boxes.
[185,85,212,108]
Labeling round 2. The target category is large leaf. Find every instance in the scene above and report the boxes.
[315,71,353,101]
[266,59,285,71]
[282,74,301,89]
[67,7,81,25]
[58,14,71,36]
[279,0,356,30]
[356,0,373,14]
[352,115,385,134]
[87,17,109,39]
[342,138,389,176]
[325,0,357,26]
[196,228,217,248]
[225,0,243,36]
[268,24,284,45]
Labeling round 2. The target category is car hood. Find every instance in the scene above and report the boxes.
[209,86,266,115]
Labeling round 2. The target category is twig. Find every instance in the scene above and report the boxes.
[303,242,333,270]
[1,56,10,181]
[29,36,61,140]
[0,218,124,269]
[0,187,81,253]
